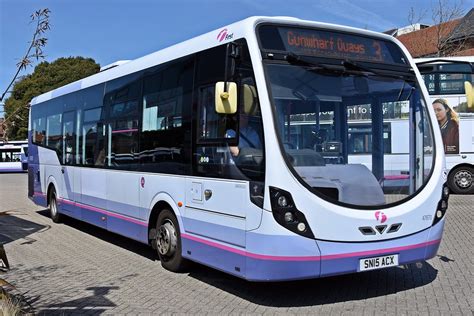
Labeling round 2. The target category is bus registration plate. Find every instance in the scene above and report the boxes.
[359,254,398,271]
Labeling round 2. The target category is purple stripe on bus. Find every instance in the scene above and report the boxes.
[59,198,147,227]
[182,232,440,262]
[319,239,441,260]
[183,233,440,281]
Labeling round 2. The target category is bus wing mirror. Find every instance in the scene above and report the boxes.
[215,82,237,114]
[243,84,257,115]
[465,81,474,108]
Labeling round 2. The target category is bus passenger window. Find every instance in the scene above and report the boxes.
[139,56,193,175]
[82,107,103,166]
[46,114,63,155]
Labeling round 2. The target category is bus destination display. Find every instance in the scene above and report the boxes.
[259,25,407,65]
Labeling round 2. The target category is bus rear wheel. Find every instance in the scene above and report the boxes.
[48,187,62,223]
[155,209,188,272]
[448,166,474,194]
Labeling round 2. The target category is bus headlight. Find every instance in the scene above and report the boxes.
[433,182,449,226]
[442,185,450,198]
[269,187,314,239]
[278,195,288,207]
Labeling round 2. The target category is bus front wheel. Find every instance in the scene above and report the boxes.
[155,209,188,272]
[48,187,62,223]
[448,166,474,194]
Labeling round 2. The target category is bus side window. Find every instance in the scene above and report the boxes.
[32,117,46,146]
[63,111,76,165]
[140,56,193,175]
[82,107,103,166]
[46,113,63,156]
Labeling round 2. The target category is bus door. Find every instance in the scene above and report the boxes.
[185,83,248,249]
[80,107,108,229]
[60,111,80,219]
[105,98,141,240]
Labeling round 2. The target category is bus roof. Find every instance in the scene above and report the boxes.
[31,16,405,106]
[415,56,474,65]
[0,140,28,145]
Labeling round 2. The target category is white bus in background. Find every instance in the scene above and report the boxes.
[0,140,28,172]
[416,57,474,194]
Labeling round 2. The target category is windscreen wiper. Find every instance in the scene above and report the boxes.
[285,52,416,81]
[285,52,346,72]
[342,59,416,81]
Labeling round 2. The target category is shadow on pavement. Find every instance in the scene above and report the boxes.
[36,210,156,261]
[38,286,119,315]
[187,260,438,307]
[0,212,49,245]
[35,210,438,307]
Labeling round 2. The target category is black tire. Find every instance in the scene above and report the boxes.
[155,209,188,272]
[48,187,62,223]
[448,166,474,194]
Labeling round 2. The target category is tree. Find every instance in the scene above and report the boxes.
[1,8,51,141]
[1,9,50,103]
[3,57,100,140]
[430,0,467,56]
[407,0,467,57]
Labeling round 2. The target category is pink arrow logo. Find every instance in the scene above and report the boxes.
[217,28,228,42]
[375,211,387,223]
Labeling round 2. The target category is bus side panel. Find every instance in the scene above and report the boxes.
[28,143,47,207]
[37,147,62,207]
[183,178,248,248]
[80,168,107,229]
[139,175,188,245]
[106,171,144,242]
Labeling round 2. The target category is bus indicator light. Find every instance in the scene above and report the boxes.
[284,211,293,222]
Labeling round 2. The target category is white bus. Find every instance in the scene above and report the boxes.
[416,57,474,194]
[0,140,28,172]
[28,17,447,281]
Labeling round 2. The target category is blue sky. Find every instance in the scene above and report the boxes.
[1,0,473,116]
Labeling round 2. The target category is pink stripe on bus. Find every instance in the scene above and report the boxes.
[111,128,138,134]
[58,198,148,227]
[384,175,410,180]
[319,239,441,260]
[181,233,441,262]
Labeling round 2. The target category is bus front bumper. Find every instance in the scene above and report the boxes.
[243,218,444,281]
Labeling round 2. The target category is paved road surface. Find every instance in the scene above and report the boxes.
[0,173,472,315]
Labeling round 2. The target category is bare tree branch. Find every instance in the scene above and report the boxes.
[0,8,50,102]
[408,6,427,32]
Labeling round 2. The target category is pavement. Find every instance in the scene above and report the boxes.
[0,173,473,315]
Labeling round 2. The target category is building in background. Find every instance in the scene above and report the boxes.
[388,8,474,57]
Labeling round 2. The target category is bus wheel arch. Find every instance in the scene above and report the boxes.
[148,200,172,247]
[448,164,474,194]
[148,200,189,272]
[47,181,61,223]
